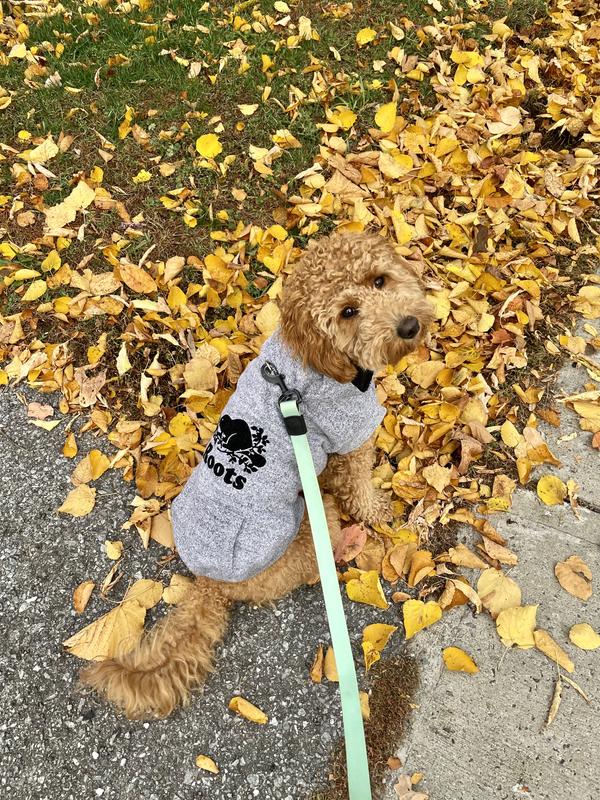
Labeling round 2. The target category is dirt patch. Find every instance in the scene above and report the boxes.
[314,655,420,800]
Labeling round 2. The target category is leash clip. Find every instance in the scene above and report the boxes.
[261,361,302,405]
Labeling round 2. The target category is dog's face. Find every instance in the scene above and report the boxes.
[281,233,434,382]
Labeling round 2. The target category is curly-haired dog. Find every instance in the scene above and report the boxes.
[82,233,434,719]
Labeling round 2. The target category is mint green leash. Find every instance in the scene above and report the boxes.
[261,362,372,800]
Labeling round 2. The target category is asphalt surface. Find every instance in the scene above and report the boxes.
[0,387,390,800]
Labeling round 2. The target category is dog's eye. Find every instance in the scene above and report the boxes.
[373,276,385,289]
[341,306,358,319]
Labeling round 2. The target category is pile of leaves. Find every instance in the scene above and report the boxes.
[2,0,600,788]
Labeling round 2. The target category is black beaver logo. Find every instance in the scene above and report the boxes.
[203,415,269,489]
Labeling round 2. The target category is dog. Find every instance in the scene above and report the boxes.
[81,233,434,719]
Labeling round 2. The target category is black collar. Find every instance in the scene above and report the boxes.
[352,367,373,392]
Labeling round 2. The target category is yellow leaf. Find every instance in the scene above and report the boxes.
[447,544,488,570]
[533,630,574,673]
[356,27,377,46]
[58,485,96,517]
[537,475,567,506]
[346,569,388,609]
[119,262,158,294]
[73,580,95,614]
[362,623,397,670]
[41,250,61,272]
[555,555,592,601]
[105,540,123,560]
[500,420,522,447]
[403,599,442,640]
[375,101,397,134]
[132,169,152,184]
[228,696,268,724]
[569,623,600,651]
[116,342,132,375]
[195,755,219,774]
[477,569,521,619]
[328,106,357,130]
[21,279,47,302]
[162,573,193,604]
[63,432,78,458]
[72,450,110,484]
[496,605,538,649]
[255,300,281,336]
[21,136,59,164]
[118,105,135,139]
[150,511,175,549]
[45,180,96,231]
[238,103,258,116]
[63,599,146,660]
[573,286,600,319]
[359,691,370,721]
[196,133,223,158]
[502,170,526,199]
[442,646,479,674]
[422,463,452,493]
[123,578,163,609]
[324,645,338,681]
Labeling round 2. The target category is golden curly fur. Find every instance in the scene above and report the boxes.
[81,233,433,719]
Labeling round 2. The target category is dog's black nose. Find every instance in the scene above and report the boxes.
[397,316,420,339]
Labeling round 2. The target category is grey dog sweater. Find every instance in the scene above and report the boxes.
[171,331,385,582]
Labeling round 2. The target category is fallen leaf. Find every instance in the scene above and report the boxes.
[310,644,324,683]
[533,629,574,673]
[496,605,538,649]
[359,691,370,721]
[45,180,95,231]
[119,262,158,294]
[442,646,479,674]
[447,543,488,569]
[150,510,175,548]
[63,599,146,660]
[27,402,54,420]
[569,623,600,650]
[477,569,521,619]
[362,623,397,670]
[537,475,568,506]
[73,580,95,614]
[63,432,78,458]
[546,677,562,727]
[162,573,194,604]
[555,555,592,601]
[356,27,377,46]
[375,101,397,134]
[195,755,219,774]
[324,645,339,681]
[123,579,163,609]
[105,540,123,560]
[403,599,442,640]
[196,133,223,158]
[345,569,388,609]
[57,485,96,517]
[228,696,268,724]
[334,523,368,563]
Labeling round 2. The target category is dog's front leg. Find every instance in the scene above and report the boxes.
[320,436,393,527]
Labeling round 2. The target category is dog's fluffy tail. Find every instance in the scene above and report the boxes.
[80,577,231,719]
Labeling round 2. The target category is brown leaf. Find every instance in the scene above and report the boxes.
[446,543,488,570]
[118,262,158,294]
[334,523,368,563]
[73,580,95,614]
[555,555,592,601]
[546,677,562,727]
[310,645,324,683]
[27,402,54,420]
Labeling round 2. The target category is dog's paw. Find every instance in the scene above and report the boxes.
[359,490,394,527]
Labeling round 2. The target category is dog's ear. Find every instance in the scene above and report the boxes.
[280,282,356,384]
